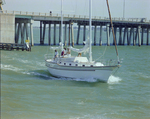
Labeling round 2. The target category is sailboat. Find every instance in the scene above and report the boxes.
[45,0,120,82]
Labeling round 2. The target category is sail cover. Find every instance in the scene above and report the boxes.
[50,42,63,50]
[69,38,90,53]
[50,38,90,54]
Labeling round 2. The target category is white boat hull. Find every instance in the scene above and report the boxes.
[46,61,118,82]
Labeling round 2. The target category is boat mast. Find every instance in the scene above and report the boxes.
[106,0,120,63]
[123,0,125,19]
[89,0,92,62]
[61,0,63,51]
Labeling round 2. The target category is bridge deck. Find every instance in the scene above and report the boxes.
[1,10,150,28]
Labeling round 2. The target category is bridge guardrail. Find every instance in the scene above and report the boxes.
[0,10,150,23]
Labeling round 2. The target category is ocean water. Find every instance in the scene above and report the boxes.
[1,28,150,119]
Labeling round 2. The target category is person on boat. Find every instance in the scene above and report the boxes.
[64,48,67,55]
[54,50,58,60]
[66,48,71,57]
[61,48,66,57]
[78,53,82,57]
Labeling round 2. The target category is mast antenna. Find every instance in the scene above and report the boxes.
[0,0,6,11]
[61,0,63,51]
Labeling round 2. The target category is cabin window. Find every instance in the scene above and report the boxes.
[60,62,61,64]
[69,64,71,66]
[76,64,78,66]
[64,63,66,65]
[82,65,85,67]
[91,65,93,67]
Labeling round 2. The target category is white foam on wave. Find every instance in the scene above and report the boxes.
[107,75,122,84]
[1,64,23,72]
[22,71,51,79]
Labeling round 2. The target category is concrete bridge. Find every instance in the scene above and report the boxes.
[0,10,150,46]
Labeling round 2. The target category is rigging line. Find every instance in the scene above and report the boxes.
[112,66,120,76]
[102,0,104,17]
[75,0,77,15]
[83,0,87,16]
[71,0,75,15]
[95,45,107,61]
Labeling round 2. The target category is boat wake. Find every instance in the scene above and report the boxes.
[72,77,98,83]
[71,75,122,83]
[24,71,122,83]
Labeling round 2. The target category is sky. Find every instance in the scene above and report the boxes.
[2,0,150,22]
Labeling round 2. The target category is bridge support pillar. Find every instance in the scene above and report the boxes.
[68,23,71,46]
[147,28,149,45]
[138,25,141,46]
[76,24,80,45]
[48,22,51,45]
[30,20,34,46]
[71,22,74,46]
[64,23,67,46]
[129,27,133,45]
[16,23,18,43]
[106,24,110,46]
[40,21,43,45]
[21,23,26,44]
[15,19,32,45]
[16,23,21,43]
[42,22,46,45]
[141,28,144,45]
[59,22,61,43]
[83,24,86,44]
[99,25,102,46]
[15,23,17,43]
[123,27,127,45]
[54,23,56,45]
[26,23,29,40]
[113,27,117,45]
[20,23,24,44]
[94,25,97,45]
[134,27,138,46]
[109,27,111,38]
[119,27,122,45]
[132,28,135,46]
[127,28,129,45]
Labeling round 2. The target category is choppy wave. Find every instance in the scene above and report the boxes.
[69,114,106,119]
[5,55,45,67]
[17,59,29,64]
